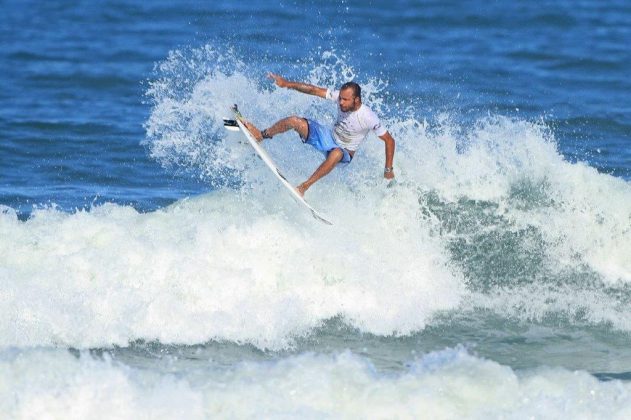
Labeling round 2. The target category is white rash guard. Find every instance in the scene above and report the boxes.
[325,89,387,152]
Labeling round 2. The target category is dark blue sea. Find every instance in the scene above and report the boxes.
[2,0,630,417]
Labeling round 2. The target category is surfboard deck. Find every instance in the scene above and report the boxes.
[223,105,333,225]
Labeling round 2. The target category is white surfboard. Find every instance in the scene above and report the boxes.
[224,105,333,225]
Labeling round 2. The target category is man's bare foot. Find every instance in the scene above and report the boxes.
[242,120,263,142]
[295,183,308,197]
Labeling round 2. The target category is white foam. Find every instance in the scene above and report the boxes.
[2,347,630,419]
[467,284,631,332]
[0,190,463,349]
[509,160,631,284]
[383,113,630,285]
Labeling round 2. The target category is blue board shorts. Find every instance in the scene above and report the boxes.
[304,119,352,164]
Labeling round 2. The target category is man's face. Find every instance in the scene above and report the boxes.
[338,88,360,112]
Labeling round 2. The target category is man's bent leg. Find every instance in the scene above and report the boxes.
[243,116,308,142]
[296,148,344,197]
[265,116,308,139]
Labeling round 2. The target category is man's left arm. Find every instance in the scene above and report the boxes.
[378,131,396,179]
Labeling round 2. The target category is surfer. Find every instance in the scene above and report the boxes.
[243,73,396,197]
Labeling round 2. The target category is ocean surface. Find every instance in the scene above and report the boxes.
[1,0,631,418]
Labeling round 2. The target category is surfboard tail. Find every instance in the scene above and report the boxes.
[231,104,244,121]
[311,209,334,225]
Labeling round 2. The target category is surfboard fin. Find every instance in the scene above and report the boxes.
[223,118,239,131]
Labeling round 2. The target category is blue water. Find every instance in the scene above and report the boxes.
[2,0,631,417]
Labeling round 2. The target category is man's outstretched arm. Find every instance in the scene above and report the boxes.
[268,73,327,98]
[379,131,396,180]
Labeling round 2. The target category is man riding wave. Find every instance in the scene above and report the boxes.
[243,73,396,196]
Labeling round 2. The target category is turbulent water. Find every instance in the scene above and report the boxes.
[2,0,631,418]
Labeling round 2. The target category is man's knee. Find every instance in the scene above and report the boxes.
[287,116,308,138]
[327,148,344,161]
[287,115,305,127]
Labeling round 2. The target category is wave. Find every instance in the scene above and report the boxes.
[2,347,630,418]
[0,194,462,349]
[1,46,629,349]
[143,45,631,280]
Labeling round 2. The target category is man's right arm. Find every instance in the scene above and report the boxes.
[268,73,327,98]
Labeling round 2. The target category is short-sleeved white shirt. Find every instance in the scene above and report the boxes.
[325,89,387,151]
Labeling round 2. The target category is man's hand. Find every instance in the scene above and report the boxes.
[268,72,289,88]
